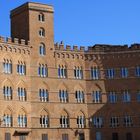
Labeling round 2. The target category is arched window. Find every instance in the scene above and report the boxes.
[39,28,45,37]
[17,87,26,101]
[59,90,68,103]
[17,61,26,75]
[38,13,45,22]
[38,64,48,77]
[60,111,69,128]
[91,66,100,80]
[74,66,83,79]
[3,86,12,100]
[39,89,49,102]
[75,90,84,103]
[77,112,85,128]
[3,59,12,74]
[40,110,49,128]
[58,65,67,78]
[39,43,46,56]
[3,108,12,127]
[18,111,27,127]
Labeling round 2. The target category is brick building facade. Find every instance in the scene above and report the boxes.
[0,2,140,140]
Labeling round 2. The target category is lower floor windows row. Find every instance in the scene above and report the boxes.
[96,132,133,140]
[92,115,134,128]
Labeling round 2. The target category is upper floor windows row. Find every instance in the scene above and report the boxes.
[3,86,27,101]
[3,60,26,75]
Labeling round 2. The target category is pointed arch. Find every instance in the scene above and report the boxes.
[74,84,84,92]
[18,107,27,115]
[38,82,50,90]
[2,78,14,88]
[16,80,27,89]
[3,106,13,115]
[57,82,68,91]
[61,109,69,117]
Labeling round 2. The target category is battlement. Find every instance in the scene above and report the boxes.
[54,42,140,53]
[0,36,30,46]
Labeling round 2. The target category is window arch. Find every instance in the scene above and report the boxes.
[3,107,13,127]
[17,61,26,75]
[18,109,27,127]
[74,66,83,79]
[39,89,49,102]
[77,111,85,128]
[40,109,49,128]
[39,28,45,37]
[38,13,45,22]
[38,64,48,77]
[58,65,67,78]
[60,110,69,128]
[3,86,12,100]
[3,59,12,74]
[39,43,46,56]
[17,87,26,101]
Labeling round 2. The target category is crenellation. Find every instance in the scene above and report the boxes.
[20,39,26,45]
[0,36,5,42]
[80,46,85,51]
[6,37,12,43]
[66,45,71,51]
[73,45,78,51]
[13,38,19,44]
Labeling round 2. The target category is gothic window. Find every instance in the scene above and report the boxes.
[18,87,26,101]
[39,43,46,56]
[39,28,45,37]
[39,89,49,102]
[38,13,45,22]
[3,86,12,100]
[17,61,26,75]
[38,64,48,77]
[3,59,12,74]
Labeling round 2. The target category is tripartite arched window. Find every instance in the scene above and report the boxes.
[59,90,68,103]
[17,61,26,75]
[60,110,69,128]
[75,90,84,103]
[39,43,46,56]
[39,28,45,37]
[91,66,100,80]
[40,110,49,128]
[58,65,67,78]
[38,13,45,22]
[18,110,27,127]
[74,66,83,79]
[17,87,26,101]
[3,108,12,127]
[39,89,49,102]
[3,59,12,74]
[38,64,48,77]
[3,86,12,100]
[77,112,85,128]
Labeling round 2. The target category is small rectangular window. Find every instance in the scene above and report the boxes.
[5,133,11,140]
[112,133,118,140]
[62,134,69,140]
[96,132,102,140]
[19,135,26,140]
[42,134,48,140]
[126,133,133,140]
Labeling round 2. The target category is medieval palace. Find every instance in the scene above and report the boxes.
[0,2,140,140]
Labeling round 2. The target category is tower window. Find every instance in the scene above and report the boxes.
[39,43,46,56]
[39,28,45,37]
[38,13,45,22]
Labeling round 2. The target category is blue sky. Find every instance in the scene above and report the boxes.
[0,0,140,46]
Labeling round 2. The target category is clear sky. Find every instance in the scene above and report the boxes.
[0,0,140,46]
